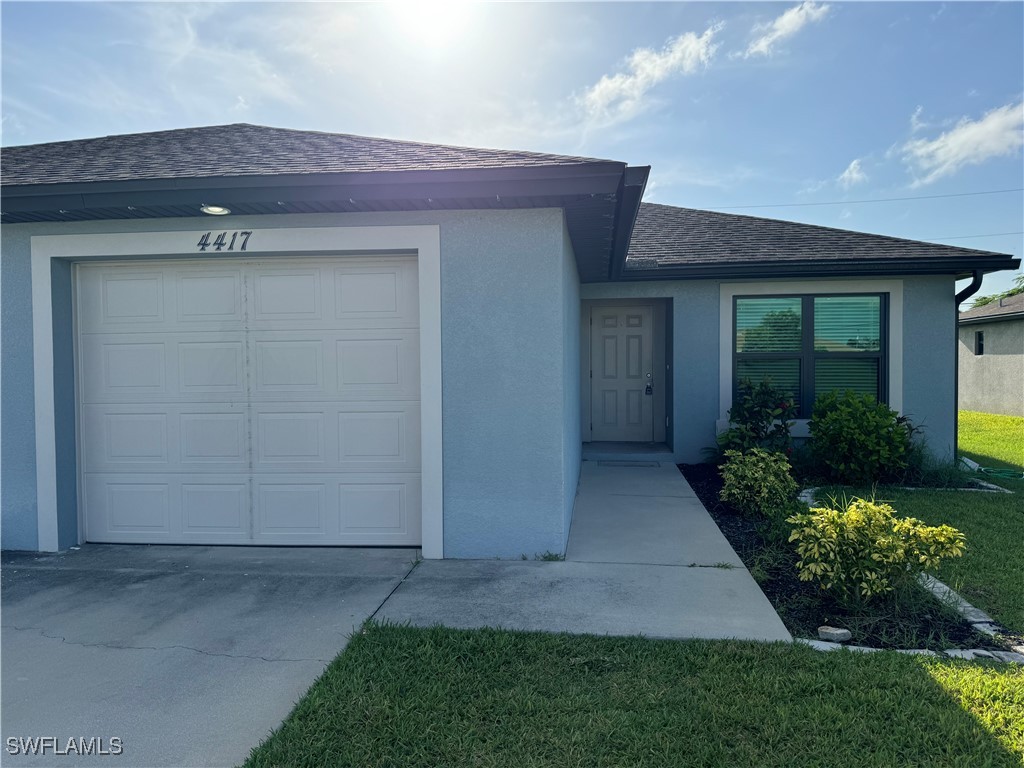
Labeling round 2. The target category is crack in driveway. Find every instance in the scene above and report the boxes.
[3,624,329,663]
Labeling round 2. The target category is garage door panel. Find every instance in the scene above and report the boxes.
[335,332,420,399]
[179,411,247,466]
[80,333,248,403]
[334,261,419,325]
[251,474,420,545]
[178,340,245,393]
[337,405,421,469]
[80,339,169,398]
[176,270,244,324]
[248,404,420,472]
[78,256,421,547]
[83,405,249,472]
[82,409,170,467]
[85,474,253,543]
[252,268,323,321]
[85,476,172,540]
[255,411,327,465]
[253,339,325,392]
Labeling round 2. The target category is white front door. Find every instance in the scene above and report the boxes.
[590,305,655,442]
[76,256,422,546]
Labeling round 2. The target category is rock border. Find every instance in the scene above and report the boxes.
[795,637,1024,663]
[792,487,1023,663]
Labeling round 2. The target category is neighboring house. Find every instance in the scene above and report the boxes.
[1,125,1018,558]
[958,292,1024,417]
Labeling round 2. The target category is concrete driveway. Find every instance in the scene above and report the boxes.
[1,545,417,767]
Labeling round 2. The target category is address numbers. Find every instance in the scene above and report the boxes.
[196,231,252,252]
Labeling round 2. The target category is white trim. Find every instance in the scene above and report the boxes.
[31,225,444,557]
[718,279,904,429]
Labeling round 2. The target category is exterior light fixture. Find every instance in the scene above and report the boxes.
[200,204,231,216]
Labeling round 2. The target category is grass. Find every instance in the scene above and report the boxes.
[806,411,1024,634]
[959,411,1024,471]
[246,624,1024,768]
[863,486,1024,635]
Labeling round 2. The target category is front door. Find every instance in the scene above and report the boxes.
[590,305,654,442]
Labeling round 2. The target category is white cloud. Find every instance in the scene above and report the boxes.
[837,158,867,188]
[901,101,1024,186]
[738,1,830,59]
[578,23,722,125]
[910,105,927,133]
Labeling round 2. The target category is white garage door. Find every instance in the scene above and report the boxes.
[76,256,421,546]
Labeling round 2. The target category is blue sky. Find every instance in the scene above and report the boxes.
[3,1,1022,295]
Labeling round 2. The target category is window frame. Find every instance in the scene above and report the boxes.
[974,330,985,356]
[732,292,889,418]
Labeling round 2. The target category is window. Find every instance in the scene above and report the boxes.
[974,330,985,356]
[734,294,886,417]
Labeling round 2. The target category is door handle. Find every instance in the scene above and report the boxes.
[645,372,652,395]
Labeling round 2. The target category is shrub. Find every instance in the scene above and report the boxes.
[719,448,798,518]
[716,379,798,455]
[809,391,911,484]
[786,496,965,605]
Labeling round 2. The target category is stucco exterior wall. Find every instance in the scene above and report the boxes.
[958,319,1024,417]
[0,208,580,557]
[1,234,38,550]
[902,275,958,458]
[582,275,959,463]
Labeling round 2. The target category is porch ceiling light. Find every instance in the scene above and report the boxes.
[200,204,231,216]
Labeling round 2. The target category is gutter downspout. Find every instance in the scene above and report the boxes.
[953,270,985,464]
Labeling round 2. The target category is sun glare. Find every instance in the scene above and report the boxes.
[388,0,474,48]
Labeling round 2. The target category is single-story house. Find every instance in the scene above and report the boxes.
[958,292,1024,417]
[1,124,1018,558]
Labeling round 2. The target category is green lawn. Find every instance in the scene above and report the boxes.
[959,410,1024,471]
[870,486,1024,634]
[246,624,1024,768]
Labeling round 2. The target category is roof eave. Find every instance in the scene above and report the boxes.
[958,311,1024,325]
[0,162,626,210]
[611,256,1022,283]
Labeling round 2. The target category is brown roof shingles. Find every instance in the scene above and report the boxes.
[1,123,613,187]
[959,291,1024,321]
[626,202,1009,268]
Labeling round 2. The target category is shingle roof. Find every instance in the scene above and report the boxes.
[959,291,1024,322]
[1,123,613,187]
[626,202,1010,270]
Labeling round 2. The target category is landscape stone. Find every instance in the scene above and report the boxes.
[818,626,852,642]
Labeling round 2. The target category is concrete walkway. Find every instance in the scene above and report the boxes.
[377,461,791,642]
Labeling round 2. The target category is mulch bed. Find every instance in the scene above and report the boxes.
[679,462,1001,651]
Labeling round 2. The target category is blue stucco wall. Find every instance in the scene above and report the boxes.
[560,221,581,550]
[0,209,577,556]
[902,275,957,458]
[583,276,959,464]
[1,227,38,550]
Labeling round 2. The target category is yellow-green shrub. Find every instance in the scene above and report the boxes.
[786,497,965,604]
[719,448,798,518]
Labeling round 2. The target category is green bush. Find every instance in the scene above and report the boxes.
[719,448,798,518]
[809,391,911,484]
[786,496,966,605]
[716,379,798,456]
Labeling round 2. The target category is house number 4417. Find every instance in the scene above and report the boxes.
[196,231,252,252]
